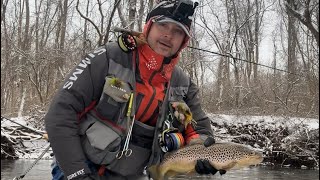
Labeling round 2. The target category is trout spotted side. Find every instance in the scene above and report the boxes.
[148,142,264,180]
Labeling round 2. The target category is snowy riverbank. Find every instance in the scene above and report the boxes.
[1,114,319,168]
[1,116,52,159]
[208,114,319,169]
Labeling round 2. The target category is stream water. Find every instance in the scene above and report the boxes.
[1,159,319,180]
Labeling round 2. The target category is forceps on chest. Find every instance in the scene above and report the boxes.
[116,93,135,159]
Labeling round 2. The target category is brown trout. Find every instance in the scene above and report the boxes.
[148,142,264,180]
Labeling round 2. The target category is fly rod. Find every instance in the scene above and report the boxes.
[12,143,51,180]
[1,116,51,179]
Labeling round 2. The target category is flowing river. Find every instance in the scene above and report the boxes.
[1,159,319,180]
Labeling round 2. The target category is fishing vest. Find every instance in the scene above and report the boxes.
[78,42,191,176]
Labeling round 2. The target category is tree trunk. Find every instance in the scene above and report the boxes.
[253,0,260,83]
[16,0,31,117]
[82,0,90,54]
[286,0,297,83]
[18,87,27,118]
[137,0,145,32]
[117,1,128,28]
[1,0,9,23]
[59,0,68,69]
[128,0,137,30]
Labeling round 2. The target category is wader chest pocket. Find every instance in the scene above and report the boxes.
[82,120,121,165]
[107,120,154,176]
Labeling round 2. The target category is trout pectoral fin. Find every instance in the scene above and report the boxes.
[221,161,237,171]
[148,165,163,180]
[165,170,178,179]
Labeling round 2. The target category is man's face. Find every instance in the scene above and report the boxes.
[147,21,186,57]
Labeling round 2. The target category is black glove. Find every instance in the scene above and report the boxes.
[195,136,226,176]
[203,136,215,147]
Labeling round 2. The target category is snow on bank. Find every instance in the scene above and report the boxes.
[208,114,319,146]
[208,114,319,169]
[2,116,29,127]
[209,114,319,130]
[1,116,52,159]
[2,115,319,160]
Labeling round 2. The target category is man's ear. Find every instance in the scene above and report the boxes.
[171,36,187,58]
[178,34,190,52]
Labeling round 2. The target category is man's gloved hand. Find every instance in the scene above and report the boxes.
[195,159,218,175]
[195,136,226,176]
[170,101,195,128]
[188,135,216,146]
[203,136,215,147]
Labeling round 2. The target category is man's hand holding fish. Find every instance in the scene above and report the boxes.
[194,136,224,176]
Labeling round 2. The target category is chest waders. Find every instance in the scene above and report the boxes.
[79,46,155,177]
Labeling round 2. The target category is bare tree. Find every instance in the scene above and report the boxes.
[285,0,319,46]
[137,0,146,31]
[1,0,318,119]
[117,1,128,28]
[1,0,9,23]
[128,0,137,30]
[82,0,90,54]
[76,0,121,45]
[17,0,31,117]
[104,0,122,44]
[199,1,231,111]
[285,0,298,83]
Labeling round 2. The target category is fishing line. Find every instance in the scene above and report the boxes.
[112,26,305,78]
[187,46,307,78]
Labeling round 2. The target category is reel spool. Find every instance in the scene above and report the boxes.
[160,131,185,152]
[118,33,137,52]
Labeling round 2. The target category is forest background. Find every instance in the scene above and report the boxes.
[1,0,319,123]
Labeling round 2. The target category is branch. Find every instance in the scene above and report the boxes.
[271,87,293,113]
[104,0,121,45]
[293,144,319,167]
[76,0,102,44]
[1,147,18,158]
[197,16,222,53]
[229,7,256,53]
[284,1,319,46]
[97,0,104,31]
